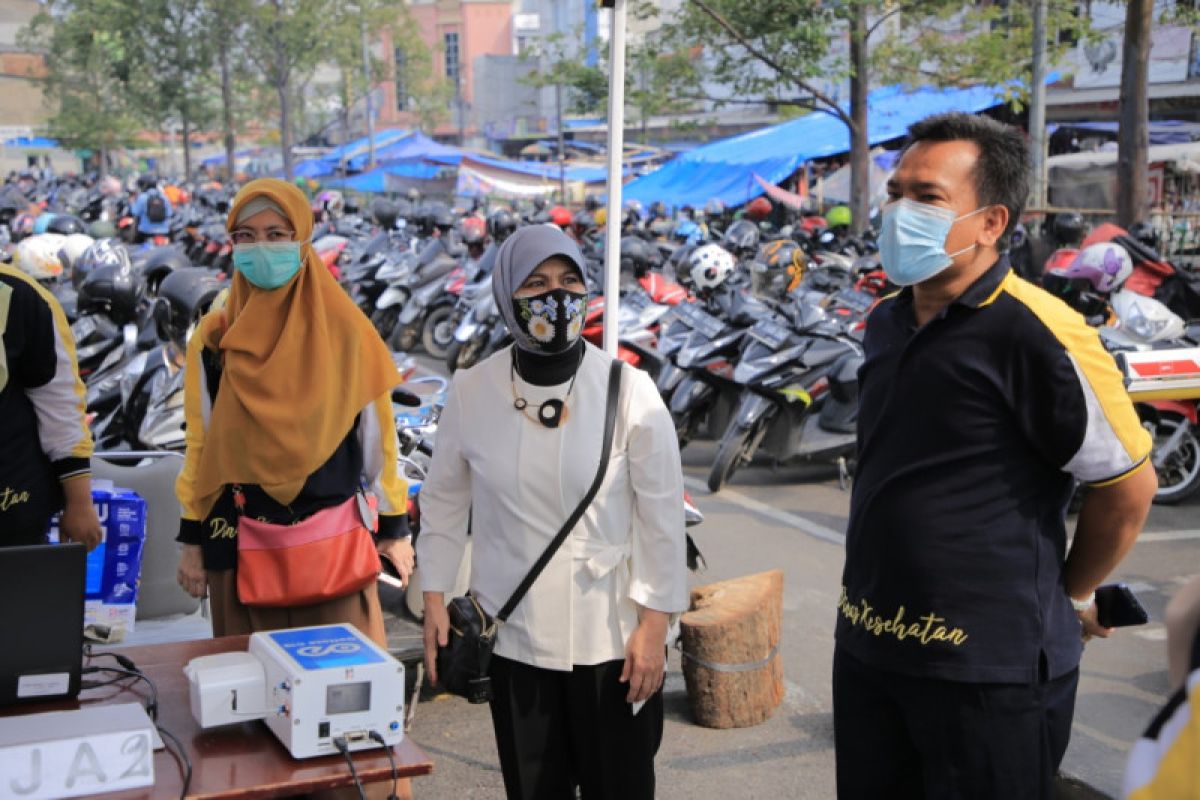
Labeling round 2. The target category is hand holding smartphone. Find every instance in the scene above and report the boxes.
[1094,583,1149,628]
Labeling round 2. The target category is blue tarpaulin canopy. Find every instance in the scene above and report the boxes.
[3,136,58,149]
[348,132,463,171]
[324,161,444,192]
[293,158,337,178]
[201,148,258,167]
[623,82,1030,209]
[322,128,413,164]
[465,153,617,183]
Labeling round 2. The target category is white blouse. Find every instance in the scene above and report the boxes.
[416,343,689,671]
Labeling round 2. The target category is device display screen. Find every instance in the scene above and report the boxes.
[325,681,371,715]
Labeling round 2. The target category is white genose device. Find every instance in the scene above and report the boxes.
[184,624,405,759]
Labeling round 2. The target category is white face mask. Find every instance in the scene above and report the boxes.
[878,199,989,286]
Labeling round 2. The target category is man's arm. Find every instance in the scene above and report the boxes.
[1065,462,1158,638]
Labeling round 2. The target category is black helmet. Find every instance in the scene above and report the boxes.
[153,268,225,348]
[1127,220,1159,250]
[583,196,600,212]
[370,199,399,230]
[487,209,516,242]
[343,196,360,216]
[73,238,130,290]
[78,262,143,323]
[86,219,117,240]
[755,239,803,297]
[723,219,760,256]
[1052,212,1086,247]
[571,210,594,237]
[137,174,158,192]
[141,246,192,293]
[46,214,86,235]
[619,236,659,278]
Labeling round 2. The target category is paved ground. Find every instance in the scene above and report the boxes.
[399,427,1199,800]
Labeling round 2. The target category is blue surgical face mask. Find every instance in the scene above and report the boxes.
[232,241,303,290]
[879,199,988,287]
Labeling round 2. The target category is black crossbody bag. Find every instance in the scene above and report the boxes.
[437,360,623,703]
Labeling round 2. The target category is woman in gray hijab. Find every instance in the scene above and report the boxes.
[418,223,689,799]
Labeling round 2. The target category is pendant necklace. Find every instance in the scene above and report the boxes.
[511,350,583,429]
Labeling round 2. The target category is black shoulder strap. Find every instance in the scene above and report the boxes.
[201,346,222,403]
[495,359,623,623]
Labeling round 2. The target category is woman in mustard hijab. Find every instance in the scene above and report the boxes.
[173,179,412,644]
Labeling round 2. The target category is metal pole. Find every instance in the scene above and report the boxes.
[556,82,567,202]
[361,13,375,171]
[1029,0,1047,209]
[602,0,627,356]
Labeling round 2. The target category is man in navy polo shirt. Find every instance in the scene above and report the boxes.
[833,112,1158,799]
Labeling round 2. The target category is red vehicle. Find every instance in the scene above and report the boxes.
[583,272,689,368]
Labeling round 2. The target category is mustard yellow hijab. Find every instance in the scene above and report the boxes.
[191,178,400,516]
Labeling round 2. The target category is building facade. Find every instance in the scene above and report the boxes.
[376,0,515,143]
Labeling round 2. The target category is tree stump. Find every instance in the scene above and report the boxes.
[680,569,784,729]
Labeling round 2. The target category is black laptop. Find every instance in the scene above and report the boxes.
[0,542,85,705]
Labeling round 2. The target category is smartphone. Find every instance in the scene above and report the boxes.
[378,554,405,590]
[1094,583,1149,628]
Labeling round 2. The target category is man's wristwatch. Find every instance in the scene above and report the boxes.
[1070,592,1096,613]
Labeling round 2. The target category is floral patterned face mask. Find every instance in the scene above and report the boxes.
[511,288,588,354]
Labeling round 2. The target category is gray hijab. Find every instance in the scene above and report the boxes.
[493,223,588,352]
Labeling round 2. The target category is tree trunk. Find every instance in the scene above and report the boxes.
[848,4,870,237]
[278,80,294,180]
[181,112,193,183]
[680,570,785,729]
[1117,0,1152,227]
[219,39,236,183]
[342,68,353,147]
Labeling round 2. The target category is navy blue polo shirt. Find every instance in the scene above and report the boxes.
[836,255,1152,683]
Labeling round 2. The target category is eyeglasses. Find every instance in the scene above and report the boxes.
[230,227,295,245]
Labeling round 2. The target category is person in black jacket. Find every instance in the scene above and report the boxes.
[0,263,102,549]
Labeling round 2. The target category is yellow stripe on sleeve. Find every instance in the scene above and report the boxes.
[1004,274,1153,472]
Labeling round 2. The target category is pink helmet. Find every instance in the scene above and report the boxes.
[1051,242,1133,294]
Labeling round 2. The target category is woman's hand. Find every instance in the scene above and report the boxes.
[620,608,669,704]
[176,544,207,598]
[377,537,415,585]
[423,591,449,686]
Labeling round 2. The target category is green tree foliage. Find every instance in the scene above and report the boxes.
[120,0,221,180]
[520,31,608,116]
[240,0,329,179]
[638,0,1092,230]
[24,0,453,180]
[20,3,145,170]
[521,26,695,143]
[870,1,1092,106]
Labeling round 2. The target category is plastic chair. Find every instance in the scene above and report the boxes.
[93,451,200,620]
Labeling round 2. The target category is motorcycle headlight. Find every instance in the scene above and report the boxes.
[1125,303,1168,342]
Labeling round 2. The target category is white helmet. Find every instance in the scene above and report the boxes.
[15,234,67,281]
[58,233,95,273]
[688,243,737,290]
[1054,242,1133,294]
[98,175,123,196]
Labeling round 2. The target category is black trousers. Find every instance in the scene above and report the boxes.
[832,647,1079,800]
[488,654,664,800]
